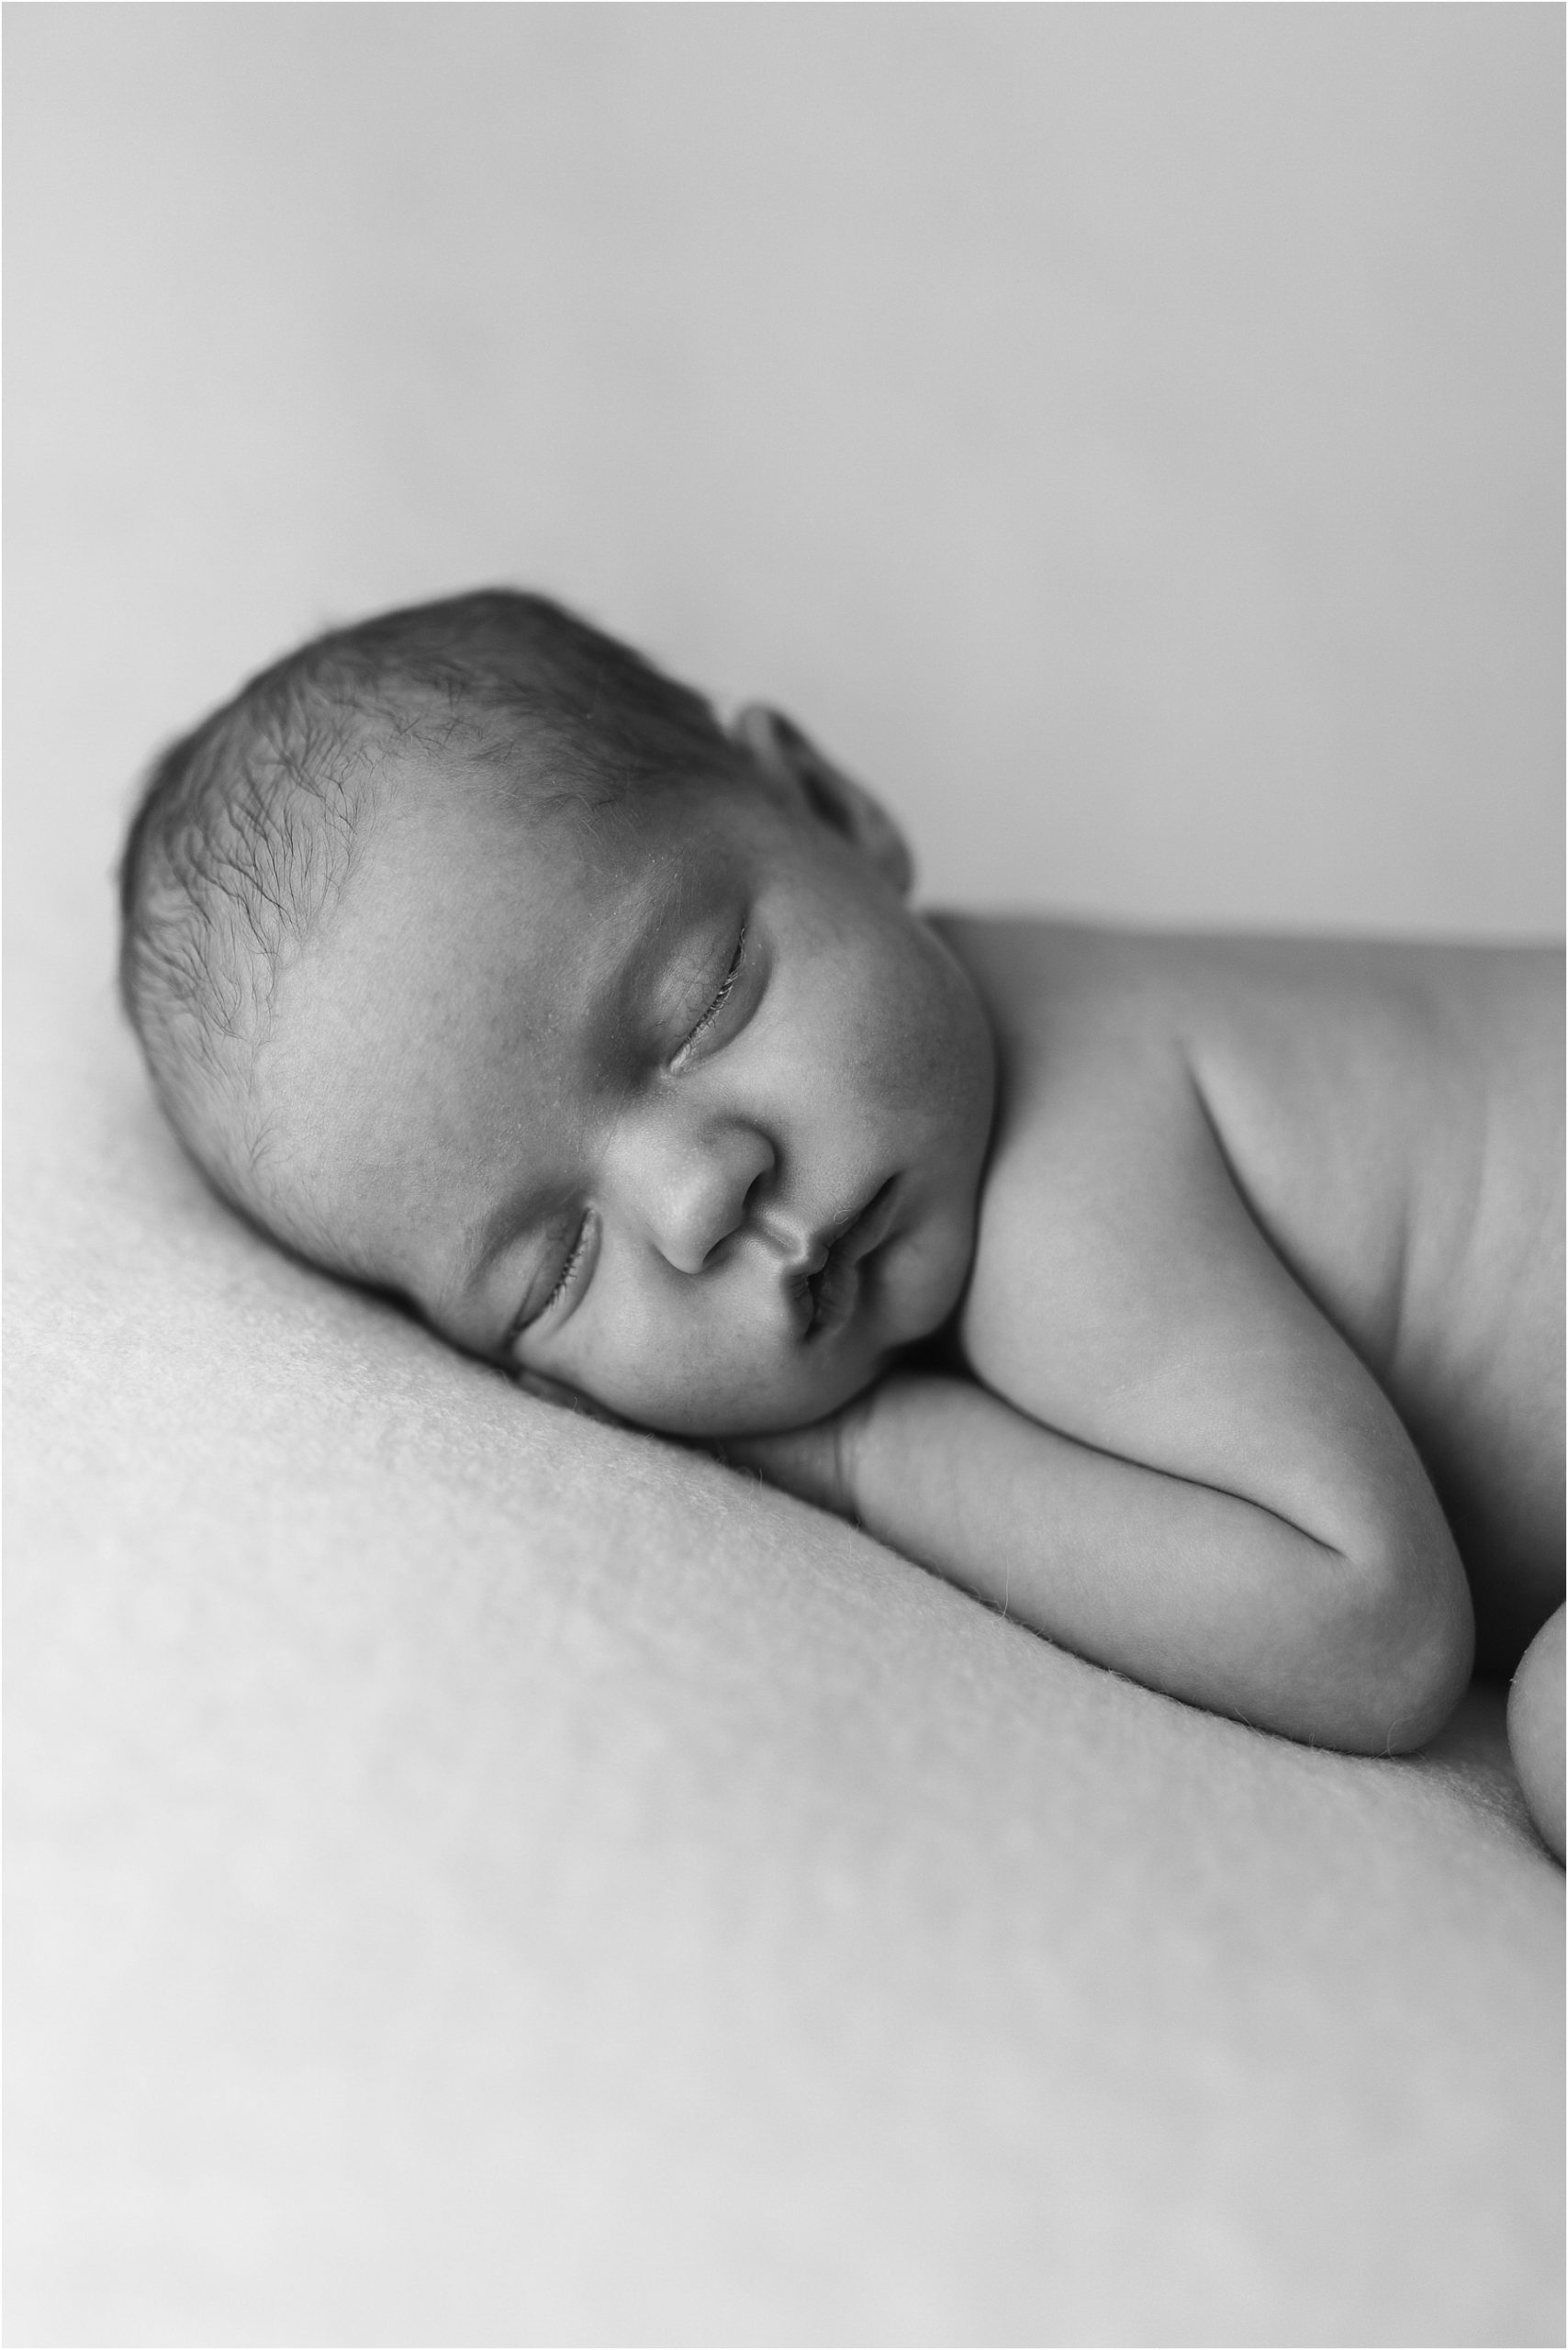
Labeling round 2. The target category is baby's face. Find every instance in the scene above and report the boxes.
[260,754,995,1436]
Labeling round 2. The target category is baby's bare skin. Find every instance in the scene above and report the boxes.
[943,920,1563,1674]
[748,912,1561,1823]
[205,699,1560,1843]
[121,574,1561,1846]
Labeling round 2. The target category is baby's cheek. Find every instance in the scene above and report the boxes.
[588,1311,876,1439]
[554,1296,746,1433]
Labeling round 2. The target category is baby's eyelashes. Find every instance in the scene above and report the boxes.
[507,1208,598,1348]
[668,925,747,1073]
[540,1213,593,1317]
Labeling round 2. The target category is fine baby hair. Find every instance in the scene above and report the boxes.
[118,590,747,1215]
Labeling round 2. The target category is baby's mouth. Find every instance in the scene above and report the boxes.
[798,1179,899,1341]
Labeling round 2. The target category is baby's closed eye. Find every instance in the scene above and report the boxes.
[668,923,748,1070]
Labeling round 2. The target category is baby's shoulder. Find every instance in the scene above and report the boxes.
[930,912,1562,1412]
[930,920,1242,1379]
[928,913,1228,1118]
[930,912,1561,1160]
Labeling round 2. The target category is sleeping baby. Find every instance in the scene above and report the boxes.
[119,590,1565,1857]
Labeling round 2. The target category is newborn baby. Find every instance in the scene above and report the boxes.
[120,590,1565,1855]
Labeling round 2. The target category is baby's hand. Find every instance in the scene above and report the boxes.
[719,1380,894,1521]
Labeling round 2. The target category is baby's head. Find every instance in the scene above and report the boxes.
[120,591,995,1436]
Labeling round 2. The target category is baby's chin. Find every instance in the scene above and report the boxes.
[619,1346,890,1442]
[611,1254,970,1439]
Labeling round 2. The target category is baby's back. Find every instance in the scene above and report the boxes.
[940,918,1564,1667]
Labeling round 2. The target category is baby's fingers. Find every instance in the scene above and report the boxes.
[720,1420,856,1517]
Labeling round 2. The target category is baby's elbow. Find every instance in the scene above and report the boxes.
[1363,1593,1474,1755]
[1329,1528,1475,1754]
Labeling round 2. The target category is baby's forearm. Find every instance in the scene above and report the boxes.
[830,1373,1473,1752]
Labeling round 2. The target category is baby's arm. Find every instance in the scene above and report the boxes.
[741,1369,1470,1751]
[737,1055,1475,1755]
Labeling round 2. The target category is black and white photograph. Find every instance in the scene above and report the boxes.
[6,6,1563,2344]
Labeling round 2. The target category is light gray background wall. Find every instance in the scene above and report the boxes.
[6,1,1562,975]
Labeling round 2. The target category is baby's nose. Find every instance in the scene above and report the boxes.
[644,1122,778,1275]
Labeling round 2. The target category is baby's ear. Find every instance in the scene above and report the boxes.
[730,705,914,897]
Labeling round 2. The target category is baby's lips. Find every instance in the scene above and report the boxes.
[804,1176,901,1339]
[838,1175,900,1267]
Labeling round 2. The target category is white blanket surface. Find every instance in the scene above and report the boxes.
[7,1009,1563,2344]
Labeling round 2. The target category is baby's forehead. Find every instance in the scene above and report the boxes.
[380,745,723,890]
[290,761,737,1071]
[253,767,753,1266]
